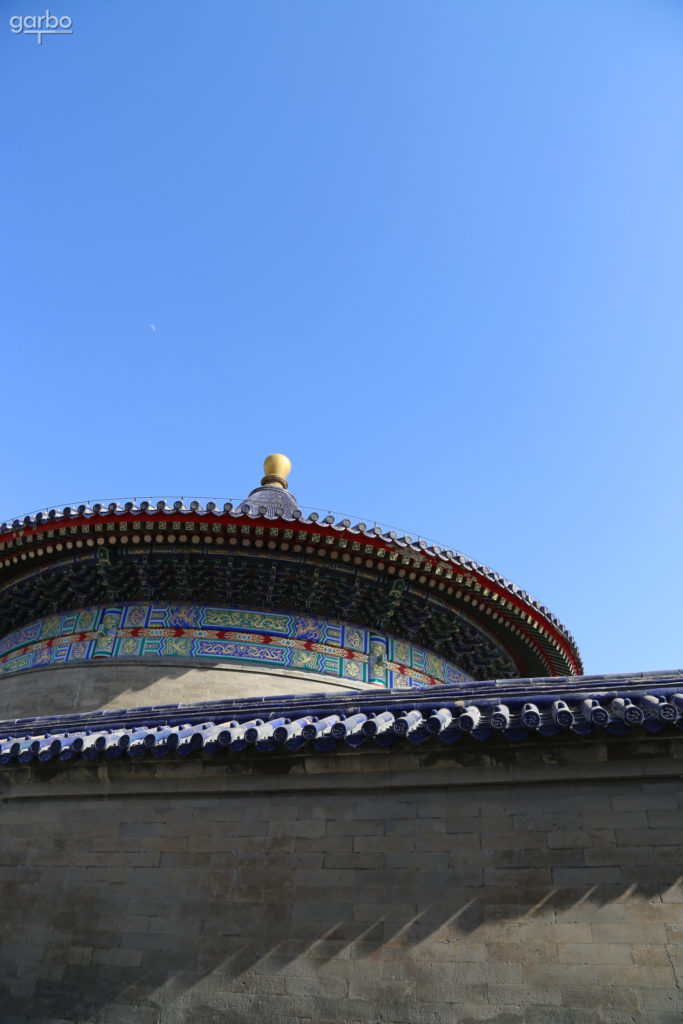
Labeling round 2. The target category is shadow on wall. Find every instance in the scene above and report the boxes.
[0,659,370,720]
[1,782,682,1022]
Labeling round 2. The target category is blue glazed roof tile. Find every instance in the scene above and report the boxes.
[1,669,683,769]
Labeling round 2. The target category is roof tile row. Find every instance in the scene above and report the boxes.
[2,670,682,767]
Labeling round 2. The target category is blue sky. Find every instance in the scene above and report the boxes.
[2,0,683,675]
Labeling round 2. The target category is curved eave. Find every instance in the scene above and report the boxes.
[0,502,583,677]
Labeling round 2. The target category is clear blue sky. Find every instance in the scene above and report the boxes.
[2,0,682,676]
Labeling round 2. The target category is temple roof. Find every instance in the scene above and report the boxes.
[0,455,583,680]
[239,485,300,517]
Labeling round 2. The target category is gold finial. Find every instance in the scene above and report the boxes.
[261,453,291,490]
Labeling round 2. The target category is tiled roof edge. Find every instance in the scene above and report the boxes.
[1,670,682,767]
[0,501,580,661]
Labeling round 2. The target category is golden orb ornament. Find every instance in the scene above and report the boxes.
[261,453,291,490]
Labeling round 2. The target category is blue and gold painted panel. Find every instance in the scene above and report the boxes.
[0,604,472,690]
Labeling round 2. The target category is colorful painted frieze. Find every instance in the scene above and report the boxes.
[0,603,472,690]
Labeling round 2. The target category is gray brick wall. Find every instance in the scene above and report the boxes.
[1,746,682,1023]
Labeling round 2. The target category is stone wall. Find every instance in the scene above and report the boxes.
[1,735,682,1023]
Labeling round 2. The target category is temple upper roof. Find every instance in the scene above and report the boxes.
[0,455,583,681]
